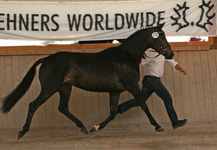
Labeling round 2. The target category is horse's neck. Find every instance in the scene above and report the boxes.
[119,30,151,64]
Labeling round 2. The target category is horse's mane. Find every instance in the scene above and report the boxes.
[128,27,148,37]
[125,25,159,40]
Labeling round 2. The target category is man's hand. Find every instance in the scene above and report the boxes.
[175,64,187,75]
[180,68,187,75]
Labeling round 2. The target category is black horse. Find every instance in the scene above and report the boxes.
[1,24,173,139]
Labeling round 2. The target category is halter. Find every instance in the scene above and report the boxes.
[143,42,171,59]
[143,51,160,59]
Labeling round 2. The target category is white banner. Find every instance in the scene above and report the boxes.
[0,0,216,41]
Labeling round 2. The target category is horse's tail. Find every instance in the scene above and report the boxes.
[1,58,44,113]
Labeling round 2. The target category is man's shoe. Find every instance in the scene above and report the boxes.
[172,119,187,129]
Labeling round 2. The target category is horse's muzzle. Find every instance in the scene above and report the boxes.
[164,49,174,59]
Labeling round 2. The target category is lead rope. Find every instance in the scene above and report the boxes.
[143,50,160,59]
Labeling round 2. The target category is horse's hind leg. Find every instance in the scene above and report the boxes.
[58,84,88,134]
[127,85,164,132]
[90,92,120,132]
[18,90,55,139]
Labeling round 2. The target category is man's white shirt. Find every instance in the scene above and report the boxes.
[141,49,178,78]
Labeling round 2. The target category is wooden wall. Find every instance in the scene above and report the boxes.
[0,48,217,129]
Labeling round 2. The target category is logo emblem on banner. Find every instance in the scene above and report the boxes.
[171,0,216,32]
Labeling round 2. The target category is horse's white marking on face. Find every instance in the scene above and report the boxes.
[94,125,100,131]
[152,32,159,39]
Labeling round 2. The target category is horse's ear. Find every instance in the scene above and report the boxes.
[159,23,166,28]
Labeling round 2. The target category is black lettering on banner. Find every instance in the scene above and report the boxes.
[157,11,165,26]
[126,13,139,28]
[105,14,114,30]
[41,14,50,31]
[0,13,5,30]
[95,14,104,30]
[67,14,81,31]
[0,12,167,33]
[51,14,59,31]
[141,12,144,28]
[7,14,16,30]
[31,14,39,31]
[115,13,124,30]
[146,12,156,27]
[83,14,93,31]
[19,14,29,31]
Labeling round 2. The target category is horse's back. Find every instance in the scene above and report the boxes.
[37,51,122,91]
[38,49,137,92]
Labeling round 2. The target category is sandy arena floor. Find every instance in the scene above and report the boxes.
[0,122,217,150]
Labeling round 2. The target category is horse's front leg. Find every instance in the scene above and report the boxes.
[90,92,120,133]
[127,85,164,132]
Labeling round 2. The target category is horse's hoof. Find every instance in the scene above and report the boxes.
[155,127,164,132]
[89,125,100,133]
[80,127,88,134]
[18,131,23,139]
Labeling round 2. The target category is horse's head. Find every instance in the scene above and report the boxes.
[148,23,174,59]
